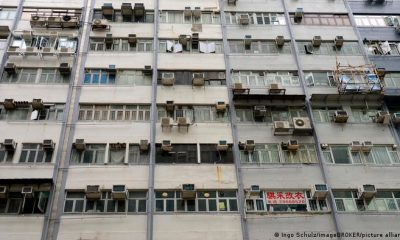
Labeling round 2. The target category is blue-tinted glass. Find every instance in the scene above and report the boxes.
[92,73,99,84]
[100,73,108,84]
[109,74,115,84]
[84,73,91,84]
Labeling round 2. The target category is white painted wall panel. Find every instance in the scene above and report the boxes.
[80,86,152,104]
[85,53,153,69]
[0,84,69,102]
[300,55,366,71]
[286,0,347,13]
[226,25,289,40]
[0,122,63,142]
[0,165,54,179]
[91,23,154,38]
[292,26,358,41]
[0,216,44,240]
[158,53,225,70]
[159,0,219,10]
[159,24,222,39]
[337,214,400,234]
[154,165,237,189]
[229,55,298,70]
[94,0,154,9]
[224,0,283,12]
[157,86,228,105]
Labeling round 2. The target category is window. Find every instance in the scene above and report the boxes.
[333,190,400,212]
[117,70,152,85]
[225,12,286,25]
[157,105,229,123]
[324,145,399,165]
[0,190,49,214]
[229,40,291,54]
[159,11,220,24]
[354,15,397,27]
[0,144,13,163]
[78,105,150,121]
[0,8,17,20]
[158,40,223,53]
[291,14,350,26]
[241,143,318,164]
[232,71,299,87]
[109,143,126,164]
[383,73,400,88]
[158,71,226,86]
[297,41,361,56]
[128,144,149,164]
[1,68,68,84]
[84,69,115,84]
[70,144,106,164]
[156,144,197,163]
[155,190,238,212]
[64,192,85,213]
[312,107,341,123]
[351,108,377,123]
[365,41,400,56]
[93,10,154,23]
[0,104,64,121]
[333,191,358,212]
[89,38,153,52]
[19,143,53,163]
[305,72,336,87]
[200,144,234,163]
[246,190,328,212]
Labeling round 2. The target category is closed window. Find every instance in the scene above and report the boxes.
[0,191,49,214]
[0,8,17,20]
[78,105,150,121]
[225,12,285,25]
[0,144,14,163]
[19,143,53,163]
[298,41,361,56]
[156,144,197,163]
[229,40,291,54]
[305,72,335,87]
[383,73,400,88]
[70,144,106,164]
[159,11,220,24]
[291,14,350,26]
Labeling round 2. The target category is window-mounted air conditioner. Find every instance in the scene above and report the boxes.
[102,3,114,16]
[111,185,127,199]
[0,186,7,199]
[166,100,174,112]
[31,99,43,110]
[311,184,328,199]
[232,82,246,94]
[192,73,205,86]
[362,141,373,152]
[217,140,228,151]
[43,139,55,151]
[376,111,390,124]
[350,141,362,152]
[143,65,152,76]
[248,185,260,198]
[182,184,196,199]
[92,19,109,31]
[4,63,16,75]
[275,36,285,47]
[3,98,16,110]
[294,8,304,23]
[161,117,173,128]
[30,15,46,28]
[128,34,137,46]
[239,14,249,25]
[312,36,322,47]
[227,0,237,6]
[139,140,149,151]
[254,106,267,117]
[4,139,16,151]
[161,72,175,86]
[216,101,227,112]
[59,63,71,76]
[121,3,133,16]
[22,186,34,198]
[62,15,79,28]
[393,112,400,124]
[133,3,145,17]
[273,121,292,135]
[74,139,86,151]
[184,7,192,17]
[334,36,344,47]
[244,140,255,151]
[86,185,101,199]
[47,17,62,28]
[287,140,299,151]
[192,7,201,18]
[293,117,313,135]
[161,140,172,152]
[177,117,190,126]
[334,110,349,123]
[358,184,376,199]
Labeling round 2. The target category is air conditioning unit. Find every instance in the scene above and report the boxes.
[312,36,322,47]
[111,185,127,199]
[92,19,109,31]
[233,83,246,93]
[358,184,376,199]
[102,3,114,15]
[294,8,304,22]
[273,121,292,135]
[248,185,260,198]
[239,14,249,25]
[320,143,329,150]
[62,15,79,28]
[293,117,313,135]
[4,139,16,151]
[161,117,173,128]
[3,98,16,110]
[287,140,299,151]
[178,34,190,46]
[311,184,328,199]
[362,141,373,152]
[192,7,201,18]
[109,143,126,151]
[133,3,145,17]
[22,186,34,198]
[59,63,71,76]
[192,73,205,86]
[43,139,55,151]
[217,140,228,151]
[121,3,133,16]
[216,101,227,112]
[350,141,362,152]
[275,36,285,47]
[227,0,237,5]
[86,185,101,199]
[143,65,152,76]
[0,186,7,198]
[161,140,172,152]
[108,64,116,75]
[166,101,174,112]
[244,140,255,151]
[47,17,62,28]
[182,184,196,199]
[376,111,390,124]
[177,117,189,126]
[4,63,16,75]
[30,15,47,28]
[105,33,113,44]
[31,99,44,110]
[393,112,400,124]
[334,36,344,47]
[74,139,86,151]
[128,34,137,46]
[184,7,192,17]
[139,140,149,151]
[334,110,349,123]
[244,35,252,48]
[305,43,314,54]
[254,106,267,117]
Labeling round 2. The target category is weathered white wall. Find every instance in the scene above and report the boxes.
[80,86,152,104]
[159,0,219,10]
[58,215,147,240]
[91,24,154,39]
[293,26,358,41]
[226,25,289,40]
[0,84,69,102]
[153,215,242,240]
[224,0,283,12]
[157,86,228,105]
[159,24,222,39]
[158,53,225,70]
[0,216,44,240]
[154,165,237,189]
[286,0,347,13]
[337,214,400,235]
[229,55,297,70]
[0,165,54,179]
[300,55,366,71]
[85,53,153,69]
[94,0,154,9]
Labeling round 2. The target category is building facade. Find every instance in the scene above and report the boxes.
[0,0,400,239]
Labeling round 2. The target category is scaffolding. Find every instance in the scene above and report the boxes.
[333,62,385,94]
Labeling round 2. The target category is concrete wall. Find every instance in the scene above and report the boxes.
[0,216,44,240]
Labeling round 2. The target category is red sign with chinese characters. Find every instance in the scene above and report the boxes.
[266,191,306,204]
